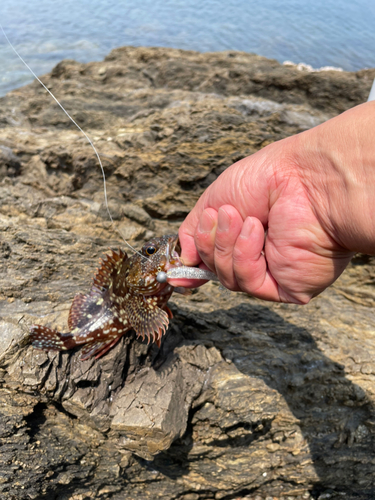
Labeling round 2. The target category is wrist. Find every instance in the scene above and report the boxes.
[293,102,375,254]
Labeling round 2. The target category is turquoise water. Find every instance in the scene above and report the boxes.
[1,0,374,96]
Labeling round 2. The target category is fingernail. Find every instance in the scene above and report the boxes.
[239,217,254,239]
[198,210,215,233]
[218,208,230,232]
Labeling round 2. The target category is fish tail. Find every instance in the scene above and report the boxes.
[29,325,76,352]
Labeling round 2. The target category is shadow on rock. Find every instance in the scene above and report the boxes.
[151,301,375,499]
[1,295,375,499]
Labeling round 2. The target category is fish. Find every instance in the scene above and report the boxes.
[1,29,218,360]
[29,234,189,360]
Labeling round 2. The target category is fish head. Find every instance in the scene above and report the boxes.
[126,234,183,295]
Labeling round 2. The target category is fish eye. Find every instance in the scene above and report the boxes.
[145,246,157,256]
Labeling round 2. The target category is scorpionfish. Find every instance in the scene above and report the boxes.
[29,235,186,360]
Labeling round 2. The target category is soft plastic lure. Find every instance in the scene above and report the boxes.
[156,266,219,283]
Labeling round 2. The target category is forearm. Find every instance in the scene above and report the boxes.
[294,101,375,254]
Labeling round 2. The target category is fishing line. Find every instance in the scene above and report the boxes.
[0,23,146,260]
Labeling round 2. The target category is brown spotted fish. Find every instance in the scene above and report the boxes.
[29,235,188,360]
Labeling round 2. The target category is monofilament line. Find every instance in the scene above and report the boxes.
[1,24,145,259]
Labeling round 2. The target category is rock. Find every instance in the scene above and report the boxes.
[0,46,374,499]
[122,203,155,229]
[111,345,221,459]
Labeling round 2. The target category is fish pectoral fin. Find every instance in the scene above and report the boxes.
[127,296,169,346]
[76,316,130,359]
[79,336,122,361]
[164,305,174,319]
[30,325,76,351]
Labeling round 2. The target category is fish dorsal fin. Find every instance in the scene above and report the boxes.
[91,249,128,294]
[124,295,169,345]
[67,250,129,335]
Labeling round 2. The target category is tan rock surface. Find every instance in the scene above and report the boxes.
[0,47,374,499]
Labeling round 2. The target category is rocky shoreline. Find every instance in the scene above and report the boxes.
[0,47,375,499]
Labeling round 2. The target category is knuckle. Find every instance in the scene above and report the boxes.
[234,264,265,296]
[232,246,248,264]
[216,271,238,291]
[195,234,213,254]
[214,240,231,258]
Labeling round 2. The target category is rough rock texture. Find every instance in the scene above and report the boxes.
[0,47,375,500]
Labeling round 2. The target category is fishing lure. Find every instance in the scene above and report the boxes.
[157,266,219,282]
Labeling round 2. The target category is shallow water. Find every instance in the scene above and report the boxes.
[1,0,374,96]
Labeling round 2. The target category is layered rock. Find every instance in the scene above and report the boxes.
[0,47,374,499]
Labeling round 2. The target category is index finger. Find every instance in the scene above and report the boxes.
[178,189,211,266]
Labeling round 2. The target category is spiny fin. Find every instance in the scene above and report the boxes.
[29,325,76,351]
[77,316,130,359]
[164,305,173,319]
[91,249,128,294]
[68,293,88,330]
[68,292,112,332]
[126,295,169,345]
[80,336,122,361]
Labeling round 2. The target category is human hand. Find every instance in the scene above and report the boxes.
[173,102,375,303]
[175,136,353,303]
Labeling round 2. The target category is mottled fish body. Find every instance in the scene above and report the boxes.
[30,235,187,360]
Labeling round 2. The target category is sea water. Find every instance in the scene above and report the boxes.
[1,0,374,96]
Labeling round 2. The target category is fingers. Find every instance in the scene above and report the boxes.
[232,216,275,300]
[177,205,244,290]
[178,216,202,268]
[181,206,297,301]
[192,207,218,271]
[174,207,218,288]
[178,190,211,267]
[167,277,208,288]
[212,206,244,289]
[193,205,244,290]
[232,217,301,302]
[181,207,277,297]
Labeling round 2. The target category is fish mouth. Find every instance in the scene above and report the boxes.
[165,235,183,270]
[141,235,182,295]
